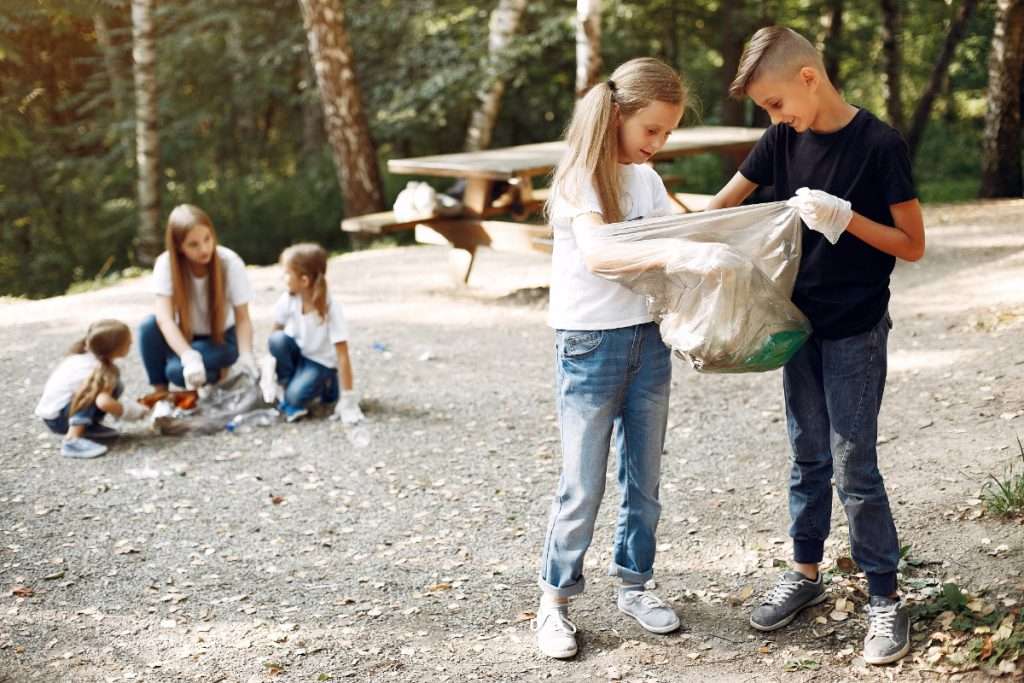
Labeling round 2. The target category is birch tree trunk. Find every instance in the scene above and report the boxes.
[298,0,384,216]
[980,0,1024,197]
[131,0,161,265]
[905,0,980,160]
[575,0,601,99]
[464,0,528,152]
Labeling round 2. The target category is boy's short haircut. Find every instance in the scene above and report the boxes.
[730,26,826,99]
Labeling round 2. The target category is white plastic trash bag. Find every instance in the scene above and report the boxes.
[580,201,811,373]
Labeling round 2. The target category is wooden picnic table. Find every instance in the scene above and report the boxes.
[343,125,765,284]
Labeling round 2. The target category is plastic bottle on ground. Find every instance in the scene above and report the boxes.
[346,425,371,448]
[226,408,280,434]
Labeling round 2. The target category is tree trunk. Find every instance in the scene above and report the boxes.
[823,0,844,90]
[465,0,529,151]
[980,0,1024,197]
[879,0,906,132]
[298,0,384,216]
[131,0,161,265]
[93,10,129,123]
[719,1,746,127]
[575,0,602,98]
[905,0,980,160]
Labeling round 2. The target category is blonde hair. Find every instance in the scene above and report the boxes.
[281,242,329,321]
[548,58,687,224]
[68,320,130,415]
[165,204,227,344]
[730,26,826,98]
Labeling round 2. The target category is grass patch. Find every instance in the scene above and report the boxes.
[982,437,1024,517]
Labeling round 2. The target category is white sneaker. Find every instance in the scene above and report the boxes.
[533,601,578,659]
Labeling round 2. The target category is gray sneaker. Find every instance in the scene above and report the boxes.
[533,602,577,659]
[61,437,108,459]
[749,570,827,631]
[864,596,910,665]
[617,586,680,634]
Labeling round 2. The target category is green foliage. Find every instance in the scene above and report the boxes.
[0,0,1002,297]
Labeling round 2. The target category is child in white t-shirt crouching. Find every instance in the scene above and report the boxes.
[260,243,364,425]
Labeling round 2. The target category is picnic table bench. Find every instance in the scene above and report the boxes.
[342,125,765,284]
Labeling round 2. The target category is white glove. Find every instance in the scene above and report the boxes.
[181,349,207,389]
[786,187,852,245]
[236,351,259,381]
[333,392,364,425]
[259,355,279,403]
[119,400,149,422]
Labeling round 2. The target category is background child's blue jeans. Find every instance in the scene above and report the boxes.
[784,312,899,596]
[268,331,339,411]
[43,382,124,435]
[539,322,672,598]
[138,315,238,387]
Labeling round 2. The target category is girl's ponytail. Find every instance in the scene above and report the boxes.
[280,243,330,322]
[68,320,130,416]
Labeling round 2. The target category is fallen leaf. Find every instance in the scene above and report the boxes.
[979,636,994,660]
[829,610,849,622]
[270,494,284,505]
[514,611,535,622]
[11,586,34,598]
[834,557,857,573]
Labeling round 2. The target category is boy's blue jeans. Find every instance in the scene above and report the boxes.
[43,382,124,435]
[268,331,339,411]
[539,322,671,598]
[784,312,899,596]
[138,315,238,387]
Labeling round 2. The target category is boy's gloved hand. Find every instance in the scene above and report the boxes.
[786,187,852,245]
[119,400,150,422]
[236,351,259,381]
[333,392,365,425]
[259,355,278,404]
[181,349,207,389]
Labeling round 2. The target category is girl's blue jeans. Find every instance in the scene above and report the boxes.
[784,312,900,596]
[43,382,124,435]
[138,315,238,387]
[268,331,339,411]
[539,322,672,598]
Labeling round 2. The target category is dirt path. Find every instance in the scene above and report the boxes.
[2,200,1023,682]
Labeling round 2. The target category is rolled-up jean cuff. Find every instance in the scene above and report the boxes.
[607,561,653,585]
[793,539,824,565]
[867,572,897,597]
[538,574,586,599]
[68,415,94,426]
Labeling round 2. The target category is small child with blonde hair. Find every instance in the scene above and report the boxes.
[260,243,363,424]
[35,320,149,458]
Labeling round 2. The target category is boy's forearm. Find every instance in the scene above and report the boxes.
[845,209,925,262]
[706,172,758,211]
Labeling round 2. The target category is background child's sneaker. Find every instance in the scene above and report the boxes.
[749,570,827,631]
[617,585,680,634]
[863,596,910,665]
[84,424,120,440]
[533,601,577,659]
[278,402,308,423]
[61,438,108,459]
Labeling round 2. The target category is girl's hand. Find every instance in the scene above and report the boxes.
[333,392,364,425]
[181,349,206,388]
[120,401,150,422]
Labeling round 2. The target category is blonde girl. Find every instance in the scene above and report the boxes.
[35,320,149,458]
[138,204,257,391]
[260,243,363,424]
[535,58,687,659]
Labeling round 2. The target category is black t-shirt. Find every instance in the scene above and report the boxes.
[739,108,917,339]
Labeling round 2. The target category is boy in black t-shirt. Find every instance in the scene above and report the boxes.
[708,26,925,666]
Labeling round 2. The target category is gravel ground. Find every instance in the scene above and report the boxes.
[2,200,1024,683]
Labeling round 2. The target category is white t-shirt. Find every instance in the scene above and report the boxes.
[548,163,674,330]
[35,353,101,419]
[152,245,252,336]
[273,292,349,369]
